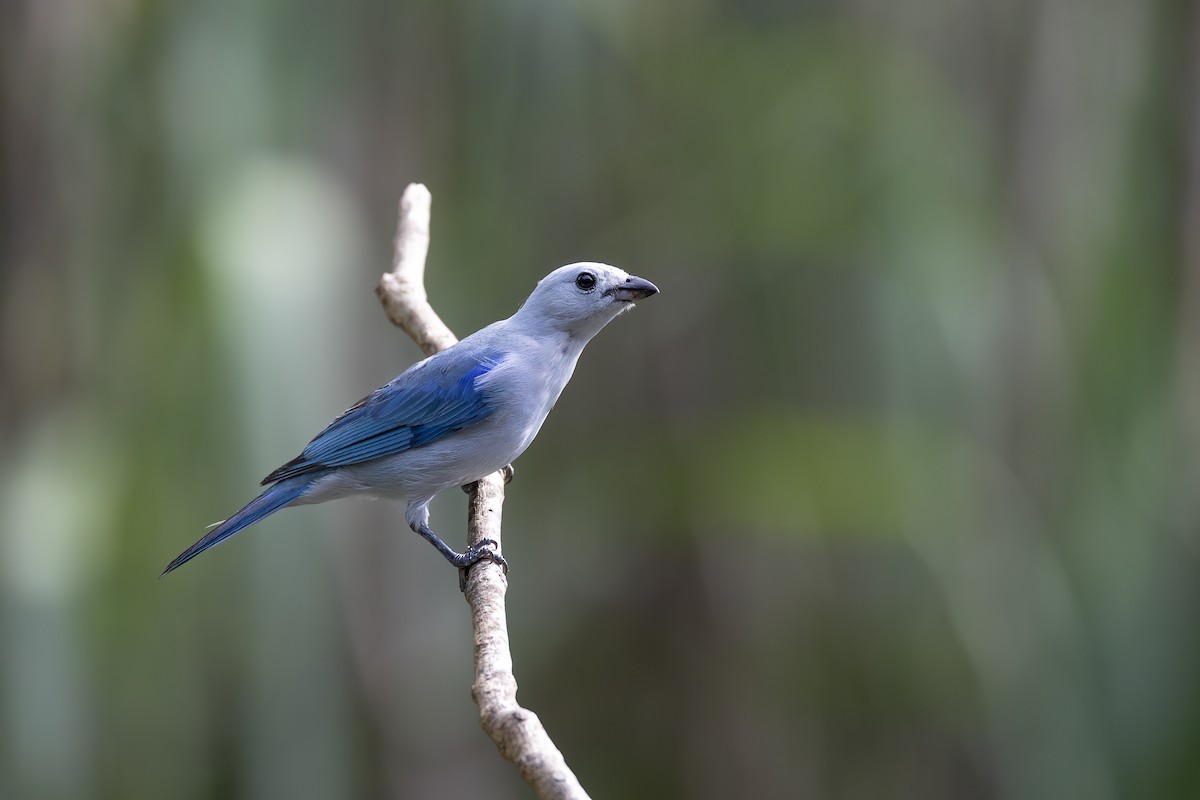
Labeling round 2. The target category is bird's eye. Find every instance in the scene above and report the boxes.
[575,272,597,292]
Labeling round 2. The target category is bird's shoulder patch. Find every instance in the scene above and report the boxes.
[261,351,503,484]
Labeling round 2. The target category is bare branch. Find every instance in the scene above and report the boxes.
[375,183,457,355]
[375,183,592,800]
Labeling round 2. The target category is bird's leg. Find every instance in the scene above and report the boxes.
[415,523,508,591]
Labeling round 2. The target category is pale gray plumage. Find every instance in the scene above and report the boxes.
[164,262,658,579]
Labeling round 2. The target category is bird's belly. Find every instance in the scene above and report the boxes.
[338,411,544,502]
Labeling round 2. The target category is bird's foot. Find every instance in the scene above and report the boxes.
[416,524,508,592]
[447,538,507,570]
[459,464,515,493]
[452,538,509,591]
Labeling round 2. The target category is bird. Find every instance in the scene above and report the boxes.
[163,262,659,583]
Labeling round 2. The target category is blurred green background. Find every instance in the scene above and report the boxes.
[3,0,1199,798]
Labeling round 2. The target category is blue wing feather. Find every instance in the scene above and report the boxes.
[262,353,500,484]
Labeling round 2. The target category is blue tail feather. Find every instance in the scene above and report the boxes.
[162,476,313,575]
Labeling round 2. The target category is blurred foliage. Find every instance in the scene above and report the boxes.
[3,0,1200,798]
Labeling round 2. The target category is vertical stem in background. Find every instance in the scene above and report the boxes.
[375,183,591,800]
[1179,4,1200,473]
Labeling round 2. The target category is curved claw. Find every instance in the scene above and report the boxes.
[472,537,498,553]
[414,523,508,591]
[461,465,514,492]
[456,540,508,591]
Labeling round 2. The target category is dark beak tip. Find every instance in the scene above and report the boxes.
[631,276,659,298]
[608,275,659,301]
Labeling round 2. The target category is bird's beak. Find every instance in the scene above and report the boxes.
[608,276,660,302]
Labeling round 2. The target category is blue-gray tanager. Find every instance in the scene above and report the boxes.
[164,263,658,580]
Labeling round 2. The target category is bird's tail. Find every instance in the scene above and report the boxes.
[162,476,313,575]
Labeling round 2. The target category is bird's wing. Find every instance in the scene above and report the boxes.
[261,352,502,484]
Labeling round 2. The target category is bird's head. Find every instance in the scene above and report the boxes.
[514,262,659,340]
